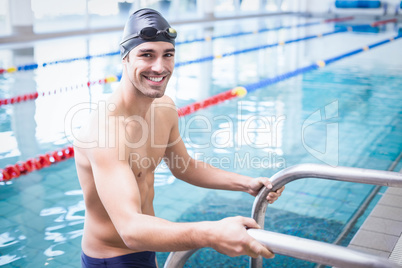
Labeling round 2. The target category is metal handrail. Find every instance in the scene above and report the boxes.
[247,229,399,268]
[164,249,198,268]
[164,228,401,268]
[250,164,402,268]
[164,229,400,268]
[252,164,402,226]
[163,164,402,268]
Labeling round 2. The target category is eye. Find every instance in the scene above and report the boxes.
[140,53,152,58]
[165,53,175,57]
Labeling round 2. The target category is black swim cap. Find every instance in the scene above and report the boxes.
[120,8,176,59]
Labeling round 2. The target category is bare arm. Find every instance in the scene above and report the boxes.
[88,145,273,258]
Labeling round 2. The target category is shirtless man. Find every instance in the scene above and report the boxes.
[74,8,284,268]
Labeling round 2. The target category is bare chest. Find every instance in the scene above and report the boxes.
[124,117,171,181]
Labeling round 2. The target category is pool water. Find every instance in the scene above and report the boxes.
[1,15,402,267]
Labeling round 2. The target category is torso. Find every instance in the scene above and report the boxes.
[74,95,175,258]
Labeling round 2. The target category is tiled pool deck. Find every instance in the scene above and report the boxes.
[348,180,402,266]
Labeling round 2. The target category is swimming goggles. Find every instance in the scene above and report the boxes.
[122,27,177,44]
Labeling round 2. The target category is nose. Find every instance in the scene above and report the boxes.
[151,57,164,74]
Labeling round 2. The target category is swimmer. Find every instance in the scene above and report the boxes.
[74,8,285,268]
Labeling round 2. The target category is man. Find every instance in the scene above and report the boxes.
[74,8,284,268]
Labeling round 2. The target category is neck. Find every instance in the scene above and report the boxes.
[115,75,155,118]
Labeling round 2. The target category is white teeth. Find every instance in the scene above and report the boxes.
[147,76,163,82]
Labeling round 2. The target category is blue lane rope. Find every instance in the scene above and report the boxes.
[175,20,327,45]
[1,18,356,74]
[243,35,401,94]
[2,34,400,177]
[4,25,354,74]
[2,26,398,107]
[6,18,397,74]
[14,51,120,72]
[175,26,363,68]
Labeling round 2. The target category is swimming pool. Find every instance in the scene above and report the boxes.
[1,14,401,267]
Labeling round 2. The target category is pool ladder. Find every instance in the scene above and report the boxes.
[164,164,402,268]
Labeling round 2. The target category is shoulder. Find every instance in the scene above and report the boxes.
[73,101,124,163]
[153,95,178,117]
[155,94,176,106]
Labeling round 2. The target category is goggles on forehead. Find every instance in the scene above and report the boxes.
[122,27,177,44]
[141,27,177,40]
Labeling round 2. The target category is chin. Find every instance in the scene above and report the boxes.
[152,93,164,99]
[146,90,165,99]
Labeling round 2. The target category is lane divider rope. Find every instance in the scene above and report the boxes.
[0,18,395,108]
[1,33,400,182]
[0,75,121,107]
[175,16,355,45]
[0,17,355,75]
[0,51,119,74]
[0,146,74,182]
[175,18,397,68]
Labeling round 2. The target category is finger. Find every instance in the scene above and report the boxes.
[266,191,280,201]
[259,177,273,189]
[277,185,285,194]
[245,245,259,259]
[238,217,261,229]
[266,185,285,200]
[259,246,275,259]
[268,192,280,199]
[266,197,278,204]
[249,239,275,259]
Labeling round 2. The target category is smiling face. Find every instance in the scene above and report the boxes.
[123,41,175,99]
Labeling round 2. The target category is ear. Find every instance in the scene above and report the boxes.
[122,51,130,64]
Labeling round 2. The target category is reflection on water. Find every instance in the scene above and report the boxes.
[0,14,401,267]
[0,159,84,266]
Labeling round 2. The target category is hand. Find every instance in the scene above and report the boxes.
[248,177,285,204]
[210,216,274,259]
